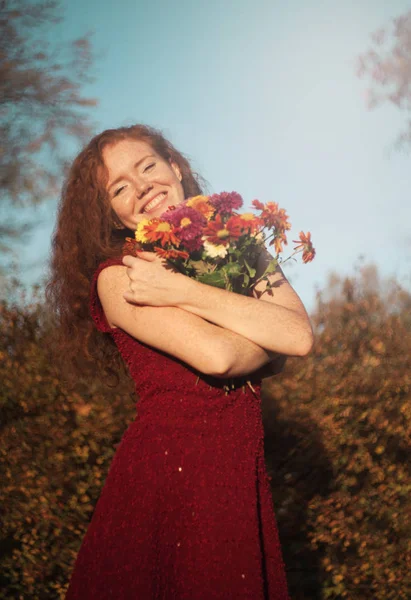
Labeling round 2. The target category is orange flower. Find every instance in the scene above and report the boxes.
[203,214,242,246]
[154,247,189,260]
[292,231,316,263]
[275,208,291,232]
[186,195,215,220]
[270,232,288,254]
[232,212,262,234]
[143,219,180,247]
[260,202,291,232]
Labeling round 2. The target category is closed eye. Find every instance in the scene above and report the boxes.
[144,162,155,173]
[113,185,126,197]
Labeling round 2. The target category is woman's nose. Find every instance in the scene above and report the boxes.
[135,178,153,199]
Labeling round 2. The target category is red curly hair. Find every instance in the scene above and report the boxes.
[45,124,206,388]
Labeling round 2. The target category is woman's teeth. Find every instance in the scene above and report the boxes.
[143,192,167,213]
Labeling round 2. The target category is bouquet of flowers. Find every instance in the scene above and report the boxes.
[122,191,315,295]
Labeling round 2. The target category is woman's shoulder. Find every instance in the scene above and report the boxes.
[90,256,126,331]
[93,255,125,278]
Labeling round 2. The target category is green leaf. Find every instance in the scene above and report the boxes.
[262,258,278,277]
[223,262,243,277]
[244,259,256,278]
[196,271,227,288]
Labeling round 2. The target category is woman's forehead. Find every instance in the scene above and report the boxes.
[103,138,154,162]
[98,138,160,189]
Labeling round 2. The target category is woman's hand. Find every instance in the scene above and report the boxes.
[122,252,187,306]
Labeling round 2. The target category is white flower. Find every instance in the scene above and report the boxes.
[203,239,228,259]
[251,232,265,244]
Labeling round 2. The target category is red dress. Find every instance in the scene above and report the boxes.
[65,257,289,600]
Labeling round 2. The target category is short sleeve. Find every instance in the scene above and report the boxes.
[89,256,124,333]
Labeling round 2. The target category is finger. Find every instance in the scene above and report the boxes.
[123,290,138,303]
[134,251,158,262]
[122,255,137,267]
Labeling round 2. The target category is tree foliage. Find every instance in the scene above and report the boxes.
[0,264,410,598]
[0,0,97,263]
[357,10,411,148]
[0,0,97,206]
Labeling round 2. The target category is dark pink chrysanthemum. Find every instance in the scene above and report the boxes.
[162,204,206,251]
[209,191,243,213]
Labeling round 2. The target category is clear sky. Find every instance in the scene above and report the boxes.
[13,0,411,313]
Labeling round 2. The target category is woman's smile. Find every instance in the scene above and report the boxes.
[142,191,168,214]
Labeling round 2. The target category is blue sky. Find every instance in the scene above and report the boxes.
[13,0,411,313]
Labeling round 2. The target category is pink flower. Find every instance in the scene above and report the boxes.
[163,204,206,251]
[209,191,243,213]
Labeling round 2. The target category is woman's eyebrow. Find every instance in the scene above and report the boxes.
[108,154,155,192]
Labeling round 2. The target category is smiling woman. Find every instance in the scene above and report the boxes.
[45,124,304,599]
[104,139,186,226]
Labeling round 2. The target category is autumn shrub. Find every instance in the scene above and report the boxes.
[1,263,410,599]
[263,264,411,599]
[0,284,135,599]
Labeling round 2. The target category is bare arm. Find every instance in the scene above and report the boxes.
[178,247,314,356]
[97,265,277,378]
[121,249,313,358]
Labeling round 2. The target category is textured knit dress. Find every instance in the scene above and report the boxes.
[65,256,289,600]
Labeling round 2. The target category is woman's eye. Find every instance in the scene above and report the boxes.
[113,185,126,197]
[144,162,155,173]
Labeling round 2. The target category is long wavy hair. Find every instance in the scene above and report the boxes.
[45,124,206,389]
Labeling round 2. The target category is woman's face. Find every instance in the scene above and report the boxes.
[103,138,185,229]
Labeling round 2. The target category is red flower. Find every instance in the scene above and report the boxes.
[292,231,316,263]
[252,199,265,211]
[122,237,142,257]
[203,213,242,246]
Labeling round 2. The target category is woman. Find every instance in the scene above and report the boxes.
[47,124,313,599]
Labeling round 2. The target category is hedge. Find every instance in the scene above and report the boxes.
[1,264,410,599]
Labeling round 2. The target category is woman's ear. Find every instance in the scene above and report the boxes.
[170,161,182,181]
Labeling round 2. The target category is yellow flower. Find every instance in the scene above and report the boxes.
[135,219,150,243]
[239,212,255,221]
[186,195,215,220]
